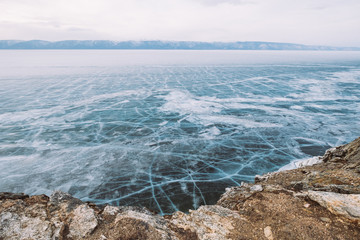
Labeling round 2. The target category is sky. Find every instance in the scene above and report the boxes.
[1,0,360,47]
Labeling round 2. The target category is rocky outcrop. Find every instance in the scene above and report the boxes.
[1,137,360,239]
[306,191,360,221]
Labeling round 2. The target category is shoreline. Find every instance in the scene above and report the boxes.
[1,137,359,239]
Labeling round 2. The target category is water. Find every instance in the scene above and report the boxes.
[1,50,360,214]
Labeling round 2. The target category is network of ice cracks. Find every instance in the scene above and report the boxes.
[1,64,360,214]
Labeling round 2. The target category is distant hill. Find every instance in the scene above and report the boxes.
[0,40,359,50]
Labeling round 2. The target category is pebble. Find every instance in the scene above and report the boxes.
[320,217,331,223]
[264,226,274,240]
[250,185,263,192]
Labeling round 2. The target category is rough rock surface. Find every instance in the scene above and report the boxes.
[306,191,360,222]
[1,137,360,239]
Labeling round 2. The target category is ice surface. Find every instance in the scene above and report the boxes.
[278,156,323,171]
[0,50,360,214]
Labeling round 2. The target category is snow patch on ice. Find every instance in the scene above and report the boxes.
[159,90,281,128]
[278,156,323,171]
[200,126,221,139]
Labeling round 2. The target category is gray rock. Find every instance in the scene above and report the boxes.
[171,205,244,240]
[49,190,83,212]
[320,217,331,223]
[250,184,263,192]
[306,191,360,222]
[322,146,347,162]
[113,207,177,239]
[50,190,82,204]
[255,174,270,183]
[264,226,274,240]
[68,204,98,239]
[0,211,52,240]
[103,205,120,216]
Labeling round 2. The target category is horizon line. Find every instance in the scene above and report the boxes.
[1,40,359,50]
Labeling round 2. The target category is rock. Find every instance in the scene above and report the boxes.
[0,211,53,240]
[322,146,347,162]
[52,221,65,240]
[0,201,53,240]
[345,162,360,170]
[322,147,338,162]
[306,191,360,223]
[329,157,343,162]
[264,226,274,240]
[320,217,331,223]
[289,181,306,191]
[50,190,76,203]
[103,205,120,216]
[68,204,98,238]
[255,173,272,183]
[49,190,83,212]
[256,138,360,195]
[0,192,29,200]
[171,205,245,240]
[250,184,263,192]
[217,183,266,209]
[94,206,179,240]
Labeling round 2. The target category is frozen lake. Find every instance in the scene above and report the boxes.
[1,50,360,214]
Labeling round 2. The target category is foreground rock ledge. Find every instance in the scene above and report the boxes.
[1,138,360,240]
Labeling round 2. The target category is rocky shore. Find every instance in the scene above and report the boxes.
[1,138,359,239]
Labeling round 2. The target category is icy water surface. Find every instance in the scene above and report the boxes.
[1,50,360,214]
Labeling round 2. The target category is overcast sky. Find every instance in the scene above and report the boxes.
[1,0,359,47]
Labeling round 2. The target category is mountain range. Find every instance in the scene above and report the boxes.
[0,40,359,50]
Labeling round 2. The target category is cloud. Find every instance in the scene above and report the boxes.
[194,0,255,6]
[0,0,359,46]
